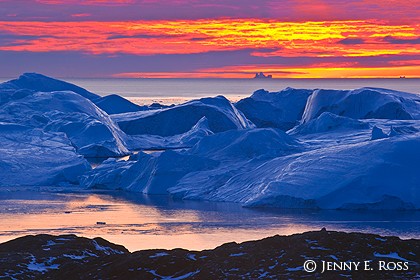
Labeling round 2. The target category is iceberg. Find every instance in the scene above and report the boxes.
[124,116,214,150]
[83,86,420,210]
[288,112,369,135]
[1,73,419,209]
[0,73,100,102]
[0,72,144,115]
[81,128,303,194]
[188,127,301,160]
[0,90,129,157]
[0,123,90,187]
[94,94,146,115]
[302,87,420,122]
[236,88,312,130]
[240,132,420,209]
[112,96,254,136]
[89,116,214,152]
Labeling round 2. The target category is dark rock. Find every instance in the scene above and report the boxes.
[0,231,419,279]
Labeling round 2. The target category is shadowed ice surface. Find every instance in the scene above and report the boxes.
[0,191,419,251]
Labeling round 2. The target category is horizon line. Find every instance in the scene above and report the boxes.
[1,76,419,80]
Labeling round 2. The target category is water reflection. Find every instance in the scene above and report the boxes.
[0,190,419,251]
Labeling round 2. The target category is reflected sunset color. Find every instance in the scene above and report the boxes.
[1,192,419,251]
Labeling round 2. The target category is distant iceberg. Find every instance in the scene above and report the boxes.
[1,73,419,209]
[253,72,272,79]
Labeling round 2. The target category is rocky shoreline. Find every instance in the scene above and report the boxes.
[1,230,419,279]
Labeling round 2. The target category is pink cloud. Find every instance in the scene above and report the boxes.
[71,13,91,17]
[36,0,135,5]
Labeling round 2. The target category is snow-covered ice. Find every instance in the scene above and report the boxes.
[0,74,129,157]
[124,116,214,150]
[94,94,146,114]
[1,73,419,210]
[301,87,420,122]
[288,112,369,135]
[81,128,303,195]
[0,73,100,102]
[236,87,312,130]
[112,95,254,136]
[0,122,90,187]
[82,120,420,209]
[83,86,420,209]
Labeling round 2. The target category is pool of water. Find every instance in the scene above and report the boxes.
[0,190,419,251]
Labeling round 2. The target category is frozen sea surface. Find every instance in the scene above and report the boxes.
[0,191,419,251]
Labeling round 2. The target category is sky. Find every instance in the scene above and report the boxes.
[0,0,419,78]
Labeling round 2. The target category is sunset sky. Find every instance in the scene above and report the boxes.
[0,0,419,78]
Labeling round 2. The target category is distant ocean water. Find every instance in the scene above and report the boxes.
[1,78,419,102]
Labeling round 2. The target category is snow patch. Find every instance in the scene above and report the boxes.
[230,252,246,257]
[92,240,124,255]
[149,252,170,258]
[286,266,303,271]
[373,252,409,262]
[26,256,59,272]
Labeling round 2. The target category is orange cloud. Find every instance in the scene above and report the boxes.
[1,18,419,78]
[0,19,418,58]
[71,13,91,18]
[115,63,420,78]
